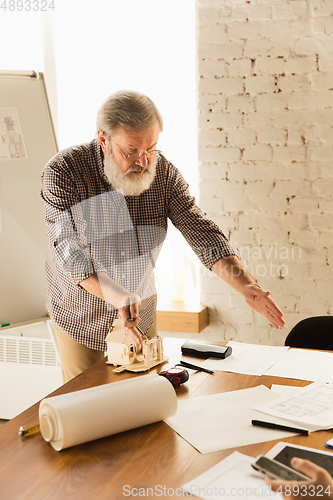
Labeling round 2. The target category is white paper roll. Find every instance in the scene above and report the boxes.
[39,375,177,451]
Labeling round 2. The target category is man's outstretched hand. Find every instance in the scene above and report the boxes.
[243,284,285,329]
[211,256,285,329]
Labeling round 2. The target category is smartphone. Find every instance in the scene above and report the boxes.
[251,455,310,481]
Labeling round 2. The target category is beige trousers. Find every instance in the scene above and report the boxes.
[51,320,105,383]
[51,317,157,384]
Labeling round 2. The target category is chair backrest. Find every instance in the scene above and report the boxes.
[285,316,333,351]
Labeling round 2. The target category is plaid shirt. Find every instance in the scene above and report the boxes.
[41,139,239,351]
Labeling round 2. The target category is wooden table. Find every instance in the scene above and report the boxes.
[0,338,331,500]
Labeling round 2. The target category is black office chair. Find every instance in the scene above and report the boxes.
[284,316,333,350]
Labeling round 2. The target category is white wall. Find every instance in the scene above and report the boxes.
[197,0,333,345]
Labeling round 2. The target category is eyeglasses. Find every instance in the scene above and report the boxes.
[104,133,162,161]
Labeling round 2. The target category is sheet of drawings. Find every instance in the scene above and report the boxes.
[255,382,333,431]
[0,108,28,160]
[203,341,289,376]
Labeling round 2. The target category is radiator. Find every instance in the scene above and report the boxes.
[0,320,62,419]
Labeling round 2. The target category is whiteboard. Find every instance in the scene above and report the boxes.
[0,71,58,324]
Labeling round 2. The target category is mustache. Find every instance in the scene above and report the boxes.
[127,165,148,173]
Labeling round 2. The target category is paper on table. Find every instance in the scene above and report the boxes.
[165,385,302,454]
[255,382,333,431]
[203,341,289,376]
[265,348,333,383]
[39,375,177,451]
[182,451,283,500]
[271,384,303,396]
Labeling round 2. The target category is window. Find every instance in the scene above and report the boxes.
[1,1,199,306]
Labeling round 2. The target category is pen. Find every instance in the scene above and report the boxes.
[178,360,214,375]
[251,419,309,436]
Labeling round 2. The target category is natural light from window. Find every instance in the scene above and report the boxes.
[0,0,200,308]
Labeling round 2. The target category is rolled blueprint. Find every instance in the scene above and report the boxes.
[39,375,177,451]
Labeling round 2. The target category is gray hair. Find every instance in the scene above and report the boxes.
[96,90,163,134]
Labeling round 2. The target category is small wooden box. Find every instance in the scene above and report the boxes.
[156,301,209,333]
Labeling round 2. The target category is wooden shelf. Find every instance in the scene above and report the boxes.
[156,301,209,333]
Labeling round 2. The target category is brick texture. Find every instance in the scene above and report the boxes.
[197,0,333,345]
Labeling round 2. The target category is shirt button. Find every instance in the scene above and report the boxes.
[120,229,124,233]
[122,274,126,279]
[121,252,125,256]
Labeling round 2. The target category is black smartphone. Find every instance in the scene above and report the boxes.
[252,455,310,481]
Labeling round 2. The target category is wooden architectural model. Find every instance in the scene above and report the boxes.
[106,320,168,373]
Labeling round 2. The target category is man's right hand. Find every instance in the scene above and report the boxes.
[79,272,143,347]
[117,292,143,347]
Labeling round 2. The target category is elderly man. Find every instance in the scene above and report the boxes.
[41,90,284,382]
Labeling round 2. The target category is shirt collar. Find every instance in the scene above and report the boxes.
[94,138,106,180]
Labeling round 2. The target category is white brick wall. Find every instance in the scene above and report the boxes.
[197,0,333,345]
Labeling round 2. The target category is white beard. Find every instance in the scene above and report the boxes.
[103,149,157,197]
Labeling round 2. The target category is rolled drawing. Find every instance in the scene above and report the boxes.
[39,375,177,451]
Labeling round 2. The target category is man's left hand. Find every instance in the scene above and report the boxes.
[243,284,285,329]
